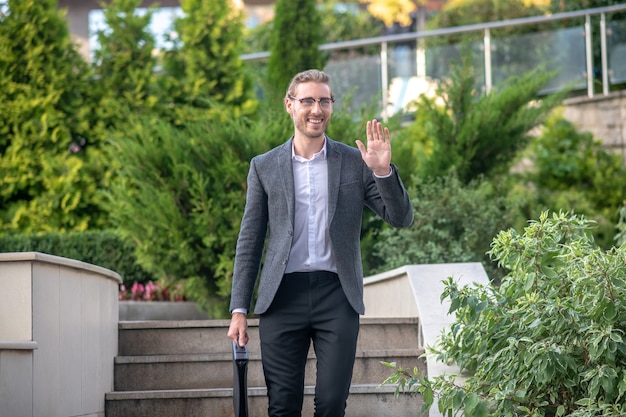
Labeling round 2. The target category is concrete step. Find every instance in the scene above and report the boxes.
[109,318,425,417]
[105,384,423,417]
[118,317,421,356]
[114,348,426,391]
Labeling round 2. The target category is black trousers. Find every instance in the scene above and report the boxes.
[259,271,359,417]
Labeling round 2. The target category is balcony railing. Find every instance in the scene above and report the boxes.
[241,4,626,117]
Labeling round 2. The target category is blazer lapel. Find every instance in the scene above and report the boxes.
[326,137,342,224]
[278,138,295,228]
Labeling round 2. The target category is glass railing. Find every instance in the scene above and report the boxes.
[609,19,626,84]
[241,4,626,117]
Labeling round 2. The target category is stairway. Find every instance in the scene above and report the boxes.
[105,317,425,417]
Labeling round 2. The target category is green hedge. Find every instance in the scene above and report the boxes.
[0,231,154,287]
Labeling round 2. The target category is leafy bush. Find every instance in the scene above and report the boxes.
[0,0,109,232]
[383,211,626,416]
[513,114,626,249]
[161,0,257,117]
[104,115,269,318]
[0,230,154,287]
[372,172,519,280]
[395,54,564,186]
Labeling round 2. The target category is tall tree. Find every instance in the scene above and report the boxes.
[0,0,105,232]
[161,0,257,119]
[92,0,160,119]
[245,0,383,54]
[266,0,327,102]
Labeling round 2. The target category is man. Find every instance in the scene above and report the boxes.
[227,69,413,417]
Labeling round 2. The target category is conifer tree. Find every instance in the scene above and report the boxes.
[92,0,160,118]
[266,0,327,102]
[161,0,256,118]
[412,56,565,184]
[0,0,105,232]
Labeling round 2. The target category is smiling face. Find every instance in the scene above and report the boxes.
[285,81,333,142]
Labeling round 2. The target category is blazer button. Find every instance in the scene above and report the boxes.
[282,260,288,265]
[288,231,293,236]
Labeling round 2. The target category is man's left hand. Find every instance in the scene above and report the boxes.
[356,118,392,176]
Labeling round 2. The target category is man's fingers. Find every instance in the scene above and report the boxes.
[227,312,249,346]
[239,333,249,347]
[367,119,388,142]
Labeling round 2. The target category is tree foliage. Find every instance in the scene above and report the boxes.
[373,173,516,280]
[266,0,327,102]
[406,55,564,184]
[511,114,626,249]
[549,0,624,13]
[161,0,257,119]
[0,0,106,232]
[244,1,382,54]
[103,102,295,316]
[358,0,419,27]
[92,0,161,118]
[384,211,626,416]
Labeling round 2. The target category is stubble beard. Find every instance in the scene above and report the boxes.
[295,115,330,141]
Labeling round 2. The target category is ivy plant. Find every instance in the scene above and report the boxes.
[383,211,626,416]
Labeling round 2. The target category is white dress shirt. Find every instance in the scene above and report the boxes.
[285,140,337,274]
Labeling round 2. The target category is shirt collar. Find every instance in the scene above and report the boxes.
[291,136,327,161]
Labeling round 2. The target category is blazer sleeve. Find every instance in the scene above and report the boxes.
[365,164,413,228]
[229,158,269,312]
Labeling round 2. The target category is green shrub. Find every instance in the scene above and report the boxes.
[0,231,154,287]
[372,172,519,280]
[513,114,626,249]
[0,0,109,232]
[395,54,564,186]
[161,0,256,117]
[383,211,626,416]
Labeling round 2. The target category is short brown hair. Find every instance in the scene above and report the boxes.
[285,69,332,100]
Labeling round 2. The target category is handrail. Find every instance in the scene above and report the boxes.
[240,4,626,114]
[240,4,626,61]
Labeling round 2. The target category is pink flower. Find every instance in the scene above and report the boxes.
[131,282,145,300]
[118,280,187,302]
[118,284,127,301]
[143,281,158,301]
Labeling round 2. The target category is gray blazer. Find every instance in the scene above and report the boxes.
[229,136,413,315]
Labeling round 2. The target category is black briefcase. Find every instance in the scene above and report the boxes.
[232,341,249,417]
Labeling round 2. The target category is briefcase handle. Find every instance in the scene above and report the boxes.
[232,341,249,417]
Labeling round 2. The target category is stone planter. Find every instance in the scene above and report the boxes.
[0,251,121,417]
[119,301,209,321]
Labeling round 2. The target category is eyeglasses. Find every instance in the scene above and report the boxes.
[288,95,335,110]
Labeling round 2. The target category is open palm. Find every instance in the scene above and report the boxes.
[355,119,392,176]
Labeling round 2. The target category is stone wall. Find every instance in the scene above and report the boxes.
[563,91,626,160]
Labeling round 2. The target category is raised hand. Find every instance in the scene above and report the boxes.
[355,119,392,176]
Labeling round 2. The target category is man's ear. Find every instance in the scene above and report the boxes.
[284,98,293,115]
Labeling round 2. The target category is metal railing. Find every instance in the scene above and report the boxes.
[241,4,626,117]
